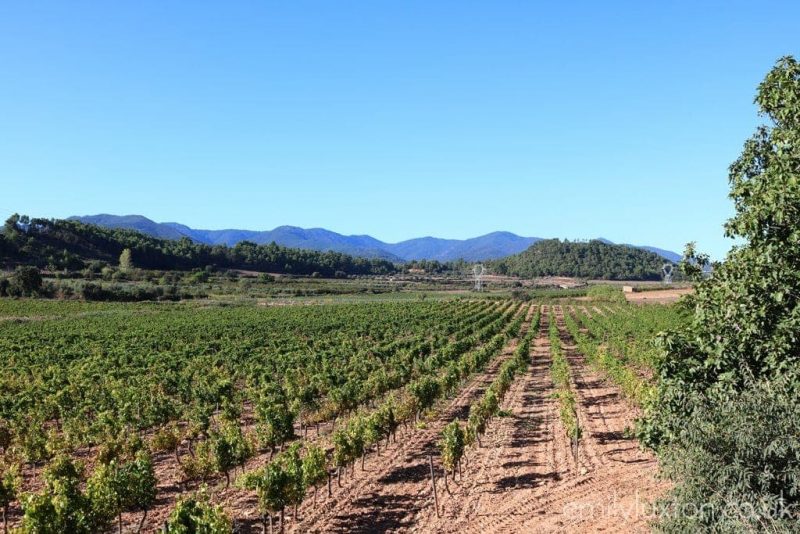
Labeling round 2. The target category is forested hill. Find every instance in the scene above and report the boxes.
[489,239,668,280]
[0,215,397,276]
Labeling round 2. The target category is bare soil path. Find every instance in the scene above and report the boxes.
[412,305,572,533]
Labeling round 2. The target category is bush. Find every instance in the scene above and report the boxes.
[510,288,530,301]
[79,281,199,302]
[653,374,800,531]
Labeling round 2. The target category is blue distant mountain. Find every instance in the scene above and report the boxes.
[72,214,188,241]
[635,246,682,263]
[70,214,680,263]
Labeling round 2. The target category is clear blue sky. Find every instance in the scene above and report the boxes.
[2,2,798,259]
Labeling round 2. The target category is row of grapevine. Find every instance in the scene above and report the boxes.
[328,302,526,483]
[563,309,654,406]
[571,304,685,371]
[564,304,685,406]
[549,315,581,456]
[437,307,541,489]
[163,300,522,523]
[0,300,493,459]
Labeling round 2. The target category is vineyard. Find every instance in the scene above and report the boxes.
[0,296,685,533]
[0,28,796,534]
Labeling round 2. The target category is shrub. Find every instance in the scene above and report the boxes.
[653,374,800,531]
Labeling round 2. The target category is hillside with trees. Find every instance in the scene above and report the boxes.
[0,215,397,276]
[489,238,667,280]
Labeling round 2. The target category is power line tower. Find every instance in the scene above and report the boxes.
[662,263,674,284]
[473,264,485,291]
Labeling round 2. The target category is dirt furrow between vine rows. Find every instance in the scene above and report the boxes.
[505,305,664,533]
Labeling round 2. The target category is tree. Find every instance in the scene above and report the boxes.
[119,248,133,271]
[678,241,710,281]
[2,214,25,242]
[641,56,800,531]
[11,266,42,296]
[0,216,398,276]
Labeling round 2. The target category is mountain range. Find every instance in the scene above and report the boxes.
[70,214,680,263]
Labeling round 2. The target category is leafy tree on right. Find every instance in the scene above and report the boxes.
[641,56,800,531]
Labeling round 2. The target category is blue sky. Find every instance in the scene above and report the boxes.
[1,2,797,259]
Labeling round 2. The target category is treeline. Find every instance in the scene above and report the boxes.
[403,259,464,274]
[0,215,397,276]
[489,239,666,280]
